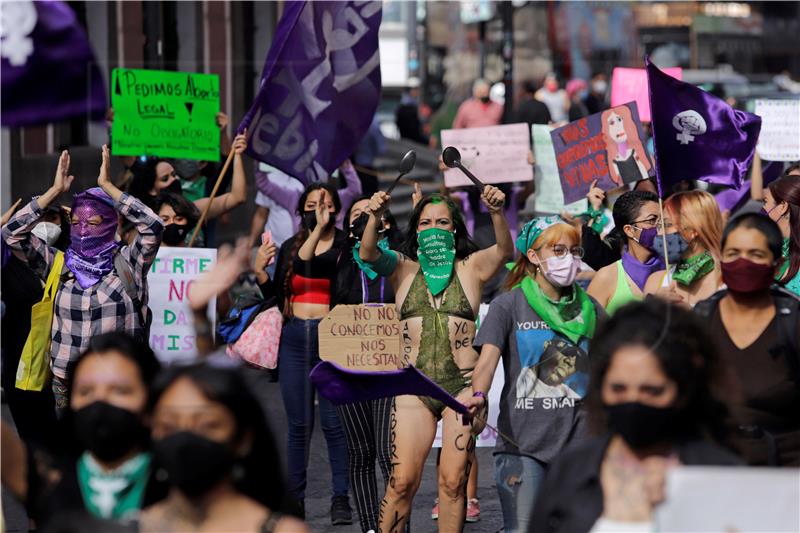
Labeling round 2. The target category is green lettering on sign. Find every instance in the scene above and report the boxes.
[111,68,220,161]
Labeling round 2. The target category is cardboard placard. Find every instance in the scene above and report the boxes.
[318,304,401,371]
[532,124,589,215]
[551,102,655,204]
[755,99,800,162]
[111,68,220,161]
[611,66,683,123]
[441,123,533,187]
[148,247,217,364]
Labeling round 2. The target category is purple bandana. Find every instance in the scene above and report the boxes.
[621,246,664,291]
[65,188,119,289]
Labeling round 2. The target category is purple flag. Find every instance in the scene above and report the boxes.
[310,361,468,415]
[1,1,106,127]
[239,1,382,185]
[646,59,761,196]
[715,160,785,213]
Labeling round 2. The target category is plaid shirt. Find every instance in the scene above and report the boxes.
[2,193,163,379]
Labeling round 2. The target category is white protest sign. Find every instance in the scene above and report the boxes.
[147,247,217,364]
[755,99,800,161]
[532,124,588,216]
[441,123,533,187]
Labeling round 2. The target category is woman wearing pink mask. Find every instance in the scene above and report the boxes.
[2,145,163,414]
[464,216,605,532]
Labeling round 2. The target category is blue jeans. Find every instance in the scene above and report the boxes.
[494,453,547,533]
[279,317,349,502]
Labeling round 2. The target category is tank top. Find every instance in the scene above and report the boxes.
[606,260,642,316]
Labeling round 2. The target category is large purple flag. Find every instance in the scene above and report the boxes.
[239,1,382,185]
[646,58,761,196]
[310,361,468,415]
[1,1,106,127]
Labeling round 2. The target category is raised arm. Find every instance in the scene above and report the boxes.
[196,132,248,220]
[298,189,331,261]
[335,159,363,228]
[471,185,513,282]
[255,168,302,212]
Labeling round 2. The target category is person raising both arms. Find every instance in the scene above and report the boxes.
[359,186,513,533]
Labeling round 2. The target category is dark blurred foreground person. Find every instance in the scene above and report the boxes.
[531,299,740,532]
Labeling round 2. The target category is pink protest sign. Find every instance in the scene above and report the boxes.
[611,67,682,122]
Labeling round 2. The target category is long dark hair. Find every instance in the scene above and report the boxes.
[126,158,159,211]
[767,174,800,282]
[586,299,730,442]
[397,194,478,260]
[155,192,201,228]
[342,194,403,248]
[605,190,660,252]
[149,364,288,512]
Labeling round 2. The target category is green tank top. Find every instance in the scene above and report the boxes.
[606,260,643,316]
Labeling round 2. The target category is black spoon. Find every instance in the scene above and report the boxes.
[442,146,485,189]
[385,150,417,194]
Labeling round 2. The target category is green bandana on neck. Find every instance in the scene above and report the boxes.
[417,228,456,296]
[180,175,207,202]
[77,452,151,520]
[672,251,715,286]
[353,238,390,280]
[519,276,596,344]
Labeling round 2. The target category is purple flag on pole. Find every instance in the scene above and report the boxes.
[715,160,785,213]
[1,1,106,127]
[239,1,382,185]
[646,58,761,196]
[310,361,468,415]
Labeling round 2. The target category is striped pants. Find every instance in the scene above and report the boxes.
[336,397,393,533]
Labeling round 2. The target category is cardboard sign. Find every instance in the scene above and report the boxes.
[148,247,217,364]
[441,123,533,187]
[532,124,589,216]
[755,99,800,161]
[319,304,401,371]
[611,66,682,123]
[111,68,220,161]
[551,102,655,204]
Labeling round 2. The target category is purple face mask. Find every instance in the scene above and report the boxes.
[65,188,119,288]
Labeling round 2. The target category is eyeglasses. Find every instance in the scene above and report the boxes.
[630,215,660,227]
[539,245,584,259]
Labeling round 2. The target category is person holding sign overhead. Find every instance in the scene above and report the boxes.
[360,185,512,533]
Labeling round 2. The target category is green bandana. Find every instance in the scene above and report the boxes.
[180,175,207,202]
[778,237,790,280]
[417,228,456,296]
[77,452,151,520]
[353,238,390,280]
[580,206,610,235]
[519,276,596,344]
[672,251,715,286]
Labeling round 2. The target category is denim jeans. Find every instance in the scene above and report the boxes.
[494,453,547,533]
[279,317,349,502]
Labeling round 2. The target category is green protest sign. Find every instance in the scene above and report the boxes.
[111,68,220,161]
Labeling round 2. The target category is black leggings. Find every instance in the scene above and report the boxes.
[336,397,393,532]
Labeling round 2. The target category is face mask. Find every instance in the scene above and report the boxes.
[162,223,189,246]
[540,253,581,287]
[604,402,681,450]
[32,221,62,246]
[592,80,607,94]
[632,226,657,250]
[154,431,235,498]
[170,159,201,180]
[73,401,145,462]
[349,212,371,242]
[416,228,456,296]
[164,180,183,195]
[653,233,688,264]
[302,210,318,232]
[479,95,491,104]
[721,257,775,294]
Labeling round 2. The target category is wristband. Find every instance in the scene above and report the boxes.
[472,391,486,399]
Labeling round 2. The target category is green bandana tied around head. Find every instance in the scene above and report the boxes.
[516,216,565,254]
[417,228,456,296]
[672,251,715,286]
[77,452,151,520]
[519,276,596,344]
[353,238,390,280]
[180,175,207,202]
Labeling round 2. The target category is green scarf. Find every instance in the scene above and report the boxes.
[180,175,207,202]
[778,237,790,280]
[417,228,456,296]
[353,238,390,280]
[580,206,610,235]
[519,276,596,344]
[77,452,151,520]
[672,251,715,286]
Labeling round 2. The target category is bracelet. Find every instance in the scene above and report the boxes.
[472,391,486,399]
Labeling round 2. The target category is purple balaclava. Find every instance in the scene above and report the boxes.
[65,187,119,288]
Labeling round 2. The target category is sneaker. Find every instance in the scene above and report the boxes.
[466,498,480,522]
[331,495,353,525]
[431,498,439,520]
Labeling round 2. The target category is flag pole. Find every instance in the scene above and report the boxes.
[658,196,671,275]
[188,148,235,247]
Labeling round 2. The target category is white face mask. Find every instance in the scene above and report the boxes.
[542,254,582,287]
[32,222,62,246]
[592,80,607,94]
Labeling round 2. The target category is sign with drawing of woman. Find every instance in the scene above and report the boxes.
[601,104,653,185]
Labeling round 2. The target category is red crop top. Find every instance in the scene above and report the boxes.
[289,274,331,305]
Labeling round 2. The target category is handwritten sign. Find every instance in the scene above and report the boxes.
[611,66,682,122]
[441,123,533,187]
[532,124,588,215]
[111,68,220,161]
[755,99,800,161]
[318,304,401,371]
[552,102,654,204]
[148,247,217,364]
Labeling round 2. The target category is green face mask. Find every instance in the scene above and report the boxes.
[416,228,456,296]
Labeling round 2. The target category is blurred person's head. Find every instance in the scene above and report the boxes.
[543,72,560,93]
[566,79,588,102]
[606,191,660,254]
[720,213,783,296]
[398,194,478,261]
[32,205,70,250]
[661,190,723,261]
[472,78,491,103]
[590,72,608,95]
[786,162,800,176]
[521,80,538,97]
[505,217,582,291]
[156,192,200,247]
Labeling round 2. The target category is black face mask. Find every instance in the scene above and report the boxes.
[164,180,183,196]
[479,96,491,104]
[349,212,370,242]
[153,431,235,498]
[604,402,684,450]
[302,210,318,232]
[162,223,189,246]
[73,401,145,462]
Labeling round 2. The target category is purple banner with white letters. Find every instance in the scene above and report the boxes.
[239,1,382,185]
